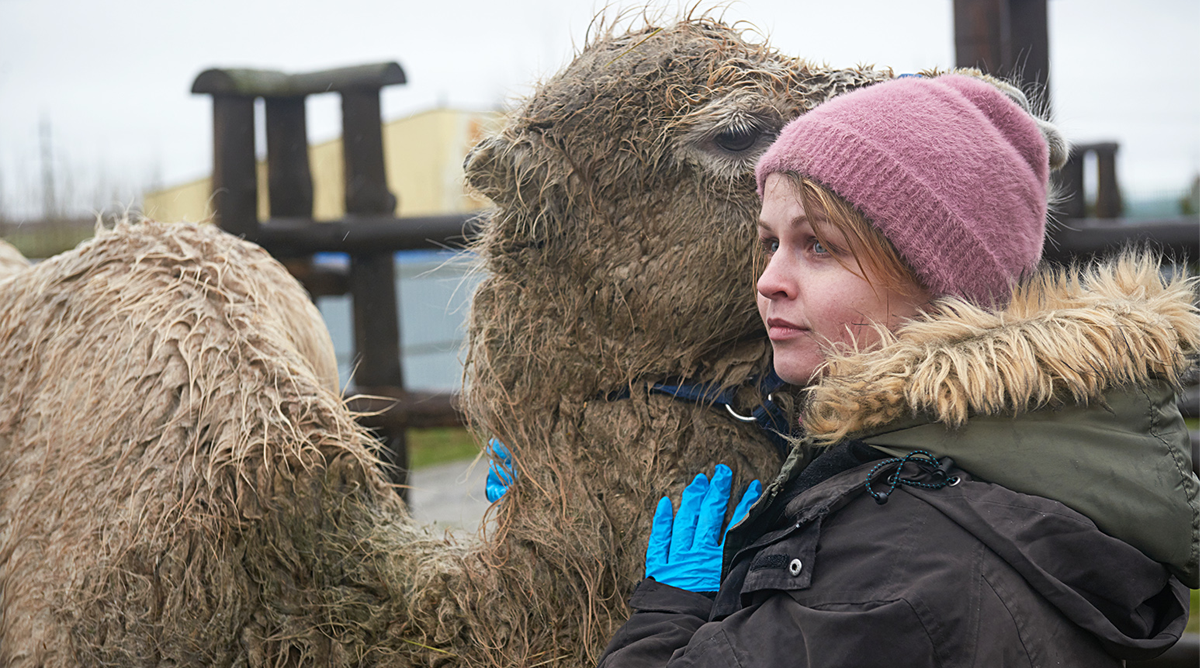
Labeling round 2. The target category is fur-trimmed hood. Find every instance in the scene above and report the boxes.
[804,252,1199,441]
[801,252,1200,586]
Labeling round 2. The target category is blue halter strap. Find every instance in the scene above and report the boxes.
[611,369,794,457]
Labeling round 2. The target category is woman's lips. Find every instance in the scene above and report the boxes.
[766,318,808,341]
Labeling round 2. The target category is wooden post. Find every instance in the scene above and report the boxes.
[954,0,1050,108]
[1093,143,1123,219]
[343,87,401,387]
[265,97,317,295]
[342,90,396,215]
[1057,143,1123,220]
[348,255,403,389]
[954,0,1004,74]
[342,86,409,490]
[193,63,467,493]
[210,96,258,236]
[265,96,314,219]
[1059,147,1087,219]
[1008,0,1050,100]
[956,0,1072,233]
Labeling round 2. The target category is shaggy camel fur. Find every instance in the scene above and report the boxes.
[0,18,891,666]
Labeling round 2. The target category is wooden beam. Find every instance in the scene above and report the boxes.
[281,260,349,298]
[193,62,406,97]
[1044,217,1198,263]
[348,391,464,430]
[245,213,482,256]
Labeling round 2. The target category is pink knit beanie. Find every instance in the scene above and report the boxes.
[755,74,1050,305]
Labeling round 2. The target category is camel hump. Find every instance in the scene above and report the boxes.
[0,238,30,282]
[0,218,397,661]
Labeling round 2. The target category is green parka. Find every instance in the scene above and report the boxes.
[801,252,1199,587]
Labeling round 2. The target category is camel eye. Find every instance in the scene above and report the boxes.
[687,109,781,177]
[713,126,760,153]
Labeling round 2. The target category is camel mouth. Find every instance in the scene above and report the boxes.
[499,238,547,255]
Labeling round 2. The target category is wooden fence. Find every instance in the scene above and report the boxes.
[193,63,473,497]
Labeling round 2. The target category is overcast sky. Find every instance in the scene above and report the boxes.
[0,0,1196,220]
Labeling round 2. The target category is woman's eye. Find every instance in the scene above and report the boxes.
[812,240,828,255]
[760,238,779,254]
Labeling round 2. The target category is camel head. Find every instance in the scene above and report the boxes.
[463,17,893,409]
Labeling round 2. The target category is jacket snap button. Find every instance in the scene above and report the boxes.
[788,558,803,576]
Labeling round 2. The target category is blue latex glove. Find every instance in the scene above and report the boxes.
[645,464,763,592]
[485,438,515,502]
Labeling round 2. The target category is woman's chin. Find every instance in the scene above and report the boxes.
[770,353,821,387]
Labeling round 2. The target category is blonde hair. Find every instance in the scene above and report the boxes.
[757,172,927,299]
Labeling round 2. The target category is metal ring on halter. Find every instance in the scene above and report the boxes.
[724,394,773,423]
[725,403,757,423]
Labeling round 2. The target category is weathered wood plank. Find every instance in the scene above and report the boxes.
[1044,216,1198,262]
[193,62,406,97]
[244,213,482,256]
[348,391,463,430]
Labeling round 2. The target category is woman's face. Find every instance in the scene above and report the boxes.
[756,174,931,386]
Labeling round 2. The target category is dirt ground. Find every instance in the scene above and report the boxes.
[408,457,491,535]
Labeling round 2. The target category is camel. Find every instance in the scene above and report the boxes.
[0,16,900,666]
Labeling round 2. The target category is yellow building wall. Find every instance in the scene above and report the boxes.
[142,175,215,223]
[143,107,499,224]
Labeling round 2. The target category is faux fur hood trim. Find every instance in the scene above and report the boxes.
[803,252,1200,445]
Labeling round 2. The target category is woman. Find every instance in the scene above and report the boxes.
[598,74,1197,666]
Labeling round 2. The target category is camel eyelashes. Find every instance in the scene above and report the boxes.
[714,126,760,152]
[693,107,781,162]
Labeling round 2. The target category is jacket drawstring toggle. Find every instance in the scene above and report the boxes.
[865,450,961,505]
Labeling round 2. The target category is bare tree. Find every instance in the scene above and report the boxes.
[40,115,58,221]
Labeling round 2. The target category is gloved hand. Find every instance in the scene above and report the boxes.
[485,438,515,502]
[645,464,762,592]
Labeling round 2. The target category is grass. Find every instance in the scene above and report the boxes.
[2,219,96,259]
[407,427,484,470]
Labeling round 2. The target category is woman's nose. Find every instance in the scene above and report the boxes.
[757,254,796,300]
